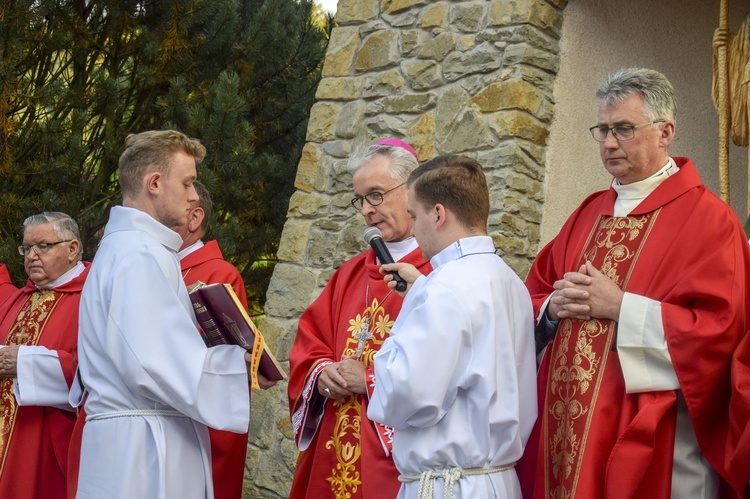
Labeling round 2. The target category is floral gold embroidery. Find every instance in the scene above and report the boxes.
[545,213,657,498]
[325,396,363,497]
[326,294,395,498]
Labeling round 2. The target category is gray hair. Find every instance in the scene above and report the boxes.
[347,145,419,183]
[596,68,676,123]
[23,211,82,261]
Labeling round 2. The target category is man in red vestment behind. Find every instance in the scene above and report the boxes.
[0,212,89,499]
[519,68,750,499]
[173,180,276,499]
[0,265,17,305]
[288,139,432,499]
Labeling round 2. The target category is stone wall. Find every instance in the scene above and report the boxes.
[244,0,567,497]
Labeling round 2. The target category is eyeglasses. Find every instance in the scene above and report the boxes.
[18,240,72,256]
[589,120,666,142]
[351,182,406,209]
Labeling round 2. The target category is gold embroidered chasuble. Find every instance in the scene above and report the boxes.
[543,212,659,498]
[289,247,431,499]
[0,289,60,474]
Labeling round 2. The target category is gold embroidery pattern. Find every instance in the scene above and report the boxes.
[545,213,656,498]
[0,290,60,477]
[325,395,363,497]
[326,296,394,498]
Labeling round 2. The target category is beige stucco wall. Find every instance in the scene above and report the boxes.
[542,0,749,244]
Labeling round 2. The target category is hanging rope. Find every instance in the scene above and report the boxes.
[714,0,731,203]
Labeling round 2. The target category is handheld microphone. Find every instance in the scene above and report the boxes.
[363,227,408,292]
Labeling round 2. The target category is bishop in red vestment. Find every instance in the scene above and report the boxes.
[519,69,750,499]
[0,212,88,499]
[289,247,430,498]
[288,139,430,499]
[0,265,17,305]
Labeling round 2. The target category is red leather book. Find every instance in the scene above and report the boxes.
[189,282,286,383]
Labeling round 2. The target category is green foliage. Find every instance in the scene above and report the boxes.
[0,0,332,313]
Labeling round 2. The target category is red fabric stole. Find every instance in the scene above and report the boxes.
[540,211,676,498]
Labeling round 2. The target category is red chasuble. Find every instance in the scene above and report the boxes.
[0,265,16,306]
[519,158,750,499]
[179,240,249,499]
[0,264,89,499]
[288,247,431,499]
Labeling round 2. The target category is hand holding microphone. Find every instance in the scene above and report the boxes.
[363,227,408,292]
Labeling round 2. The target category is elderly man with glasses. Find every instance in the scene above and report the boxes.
[519,68,750,498]
[0,211,89,499]
[287,139,432,499]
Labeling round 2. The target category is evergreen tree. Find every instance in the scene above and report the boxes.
[0,0,331,313]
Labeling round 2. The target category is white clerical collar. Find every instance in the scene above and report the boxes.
[105,206,184,253]
[611,158,679,217]
[38,261,85,290]
[177,239,204,261]
[431,235,495,269]
[383,237,419,263]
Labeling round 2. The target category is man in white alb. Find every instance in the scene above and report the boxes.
[368,154,537,499]
[73,130,253,499]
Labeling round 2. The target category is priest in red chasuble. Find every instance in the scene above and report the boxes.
[519,68,750,499]
[173,180,276,499]
[0,212,89,499]
[288,139,432,499]
[0,265,16,305]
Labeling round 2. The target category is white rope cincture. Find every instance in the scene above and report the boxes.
[399,463,516,499]
[86,409,187,421]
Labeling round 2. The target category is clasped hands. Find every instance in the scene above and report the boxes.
[314,263,422,400]
[317,356,367,400]
[547,261,623,322]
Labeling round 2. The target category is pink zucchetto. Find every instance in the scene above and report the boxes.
[374,138,418,161]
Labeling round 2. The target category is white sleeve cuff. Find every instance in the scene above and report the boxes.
[14,345,74,411]
[617,292,679,393]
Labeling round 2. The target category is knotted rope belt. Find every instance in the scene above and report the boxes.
[399,462,516,499]
[87,409,186,421]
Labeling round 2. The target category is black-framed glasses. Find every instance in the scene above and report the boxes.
[351,182,406,209]
[589,120,666,142]
[18,240,72,256]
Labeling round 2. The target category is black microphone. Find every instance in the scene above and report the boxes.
[363,227,408,292]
